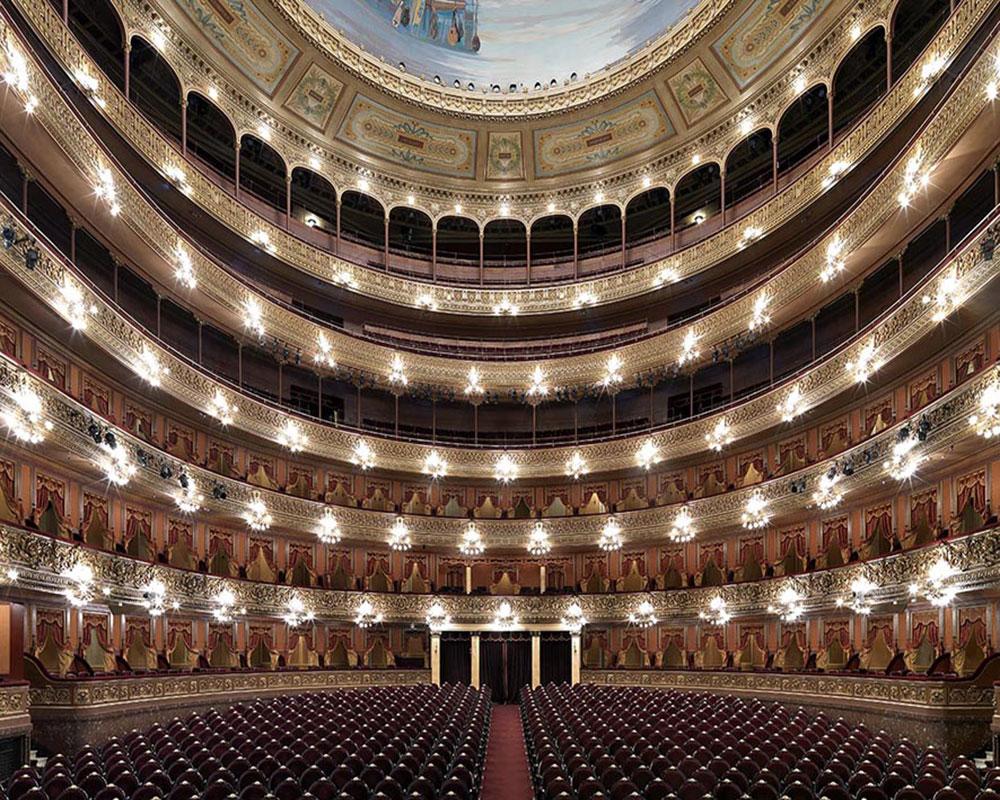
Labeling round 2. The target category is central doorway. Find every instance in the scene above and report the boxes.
[479,632,531,704]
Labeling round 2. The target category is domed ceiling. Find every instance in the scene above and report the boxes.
[304,0,701,88]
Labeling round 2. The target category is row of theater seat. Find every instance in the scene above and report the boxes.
[520,684,998,800]
[4,684,489,800]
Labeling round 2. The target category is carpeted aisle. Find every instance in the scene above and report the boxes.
[481,704,534,800]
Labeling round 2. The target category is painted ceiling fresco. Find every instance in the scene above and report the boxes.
[305,0,701,87]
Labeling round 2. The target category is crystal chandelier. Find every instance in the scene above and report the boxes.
[598,517,623,552]
[812,470,844,510]
[425,601,451,632]
[560,602,587,634]
[494,452,518,484]
[897,152,931,208]
[909,557,959,607]
[2,383,52,444]
[315,508,341,545]
[464,366,485,399]
[249,230,275,254]
[243,492,272,532]
[100,441,136,487]
[820,238,846,282]
[572,289,597,309]
[415,292,439,311]
[970,380,1000,439]
[313,332,336,368]
[884,431,923,481]
[705,418,734,452]
[525,365,549,402]
[492,296,519,316]
[777,385,806,422]
[207,389,237,426]
[54,277,96,330]
[388,516,411,551]
[699,596,731,626]
[2,42,38,112]
[635,438,660,470]
[174,244,196,289]
[628,599,658,628]
[62,562,98,607]
[748,294,771,331]
[741,492,770,530]
[244,297,265,337]
[460,521,485,555]
[133,346,168,387]
[767,585,805,623]
[527,521,551,556]
[174,478,203,514]
[387,353,408,388]
[142,579,177,617]
[921,266,963,322]
[211,588,244,623]
[492,600,519,630]
[668,506,696,543]
[565,450,588,480]
[835,576,878,615]
[355,599,383,628]
[599,353,624,390]
[845,341,882,383]
[277,419,308,453]
[94,167,121,216]
[422,450,448,479]
[282,595,315,627]
[351,438,375,470]
[678,329,700,366]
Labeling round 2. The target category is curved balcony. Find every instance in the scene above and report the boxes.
[5,0,992,313]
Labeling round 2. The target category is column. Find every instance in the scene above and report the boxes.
[384,216,390,269]
[123,40,131,101]
[470,634,481,689]
[620,212,626,269]
[570,633,581,685]
[525,231,531,285]
[431,223,437,280]
[531,633,541,689]
[572,223,579,278]
[181,96,188,156]
[886,33,893,89]
[772,135,779,194]
[285,174,293,230]
[430,632,441,686]
[539,565,547,594]
[478,231,485,285]
[827,90,835,148]
[234,142,241,200]
[464,564,472,594]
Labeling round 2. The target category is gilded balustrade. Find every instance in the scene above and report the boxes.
[5,0,995,315]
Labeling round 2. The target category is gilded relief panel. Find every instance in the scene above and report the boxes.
[667,57,728,126]
[283,63,343,129]
[337,95,477,177]
[533,91,673,178]
[485,131,524,180]
[712,0,834,89]
[175,0,299,94]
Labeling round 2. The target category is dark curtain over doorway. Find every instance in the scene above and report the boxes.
[540,633,572,686]
[479,633,533,703]
[440,633,471,685]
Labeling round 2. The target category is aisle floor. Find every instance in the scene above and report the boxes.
[480,704,534,800]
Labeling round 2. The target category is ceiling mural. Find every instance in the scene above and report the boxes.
[303,0,701,87]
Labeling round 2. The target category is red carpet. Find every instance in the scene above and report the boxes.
[481,704,534,800]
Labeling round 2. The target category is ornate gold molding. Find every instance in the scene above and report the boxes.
[3,522,1000,625]
[0,322,992,547]
[26,663,429,709]
[0,174,995,478]
[5,0,993,316]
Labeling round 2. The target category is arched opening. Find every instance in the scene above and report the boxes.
[674,164,721,232]
[891,0,950,81]
[529,215,574,263]
[577,205,622,259]
[483,219,527,267]
[128,37,182,143]
[388,207,434,261]
[724,129,774,209]
[339,191,385,249]
[624,188,670,248]
[832,27,887,139]
[435,216,480,269]
[290,167,337,234]
[186,92,236,182]
[68,0,125,91]
[777,85,829,174]
[238,134,287,212]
